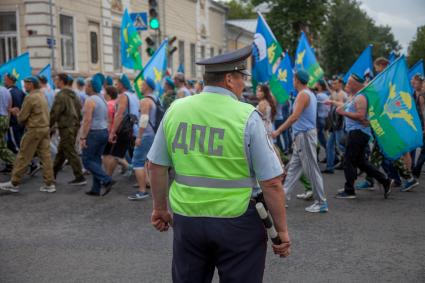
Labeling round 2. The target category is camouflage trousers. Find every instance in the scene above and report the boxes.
[366,142,412,184]
[0,116,15,166]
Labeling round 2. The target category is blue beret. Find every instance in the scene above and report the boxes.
[67,74,74,83]
[76,77,85,86]
[91,76,102,93]
[119,74,131,90]
[23,76,39,84]
[105,76,113,86]
[5,73,17,82]
[165,77,175,89]
[351,73,365,83]
[93,73,105,85]
[145,77,156,91]
[295,70,310,84]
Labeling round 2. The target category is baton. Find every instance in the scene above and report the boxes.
[255,202,281,245]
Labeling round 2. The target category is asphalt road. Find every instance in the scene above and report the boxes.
[1,165,424,283]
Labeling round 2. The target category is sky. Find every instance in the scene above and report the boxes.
[222,0,425,54]
[359,0,425,54]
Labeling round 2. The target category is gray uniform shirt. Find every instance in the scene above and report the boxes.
[147,86,283,182]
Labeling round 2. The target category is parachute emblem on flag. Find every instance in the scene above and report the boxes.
[253,33,267,61]
[296,50,305,67]
[381,83,417,131]
[153,67,162,82]
[268,43,277,64]
[277,69,288,82]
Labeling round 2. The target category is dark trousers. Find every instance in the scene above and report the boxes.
[54,127,84,179]
[274,119,284,151]
[172,204,267,283]
[413,144,425,177]
[82,129,112,193]
[344,130,388,194]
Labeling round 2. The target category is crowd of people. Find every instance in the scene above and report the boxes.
[0,56,424,209]
[0,71,203,198]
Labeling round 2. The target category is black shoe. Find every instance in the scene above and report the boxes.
[321,169,334,174]
[28,164,42,177]
[320,158,327,163]
[0,166,13,174]
[68,177,87,186]
[85,191,100,196]
[335,162,344,170]
[383,179,393,199]
[102,180,116,196]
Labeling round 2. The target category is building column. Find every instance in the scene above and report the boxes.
[23,0,57,72]
[101,0,113,73]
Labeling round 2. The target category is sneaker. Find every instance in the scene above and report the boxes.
[305,201,328,213]
[335,191,357,199]
[40,184,56,193]
[321,169,334,174]
[0,181,19,193]
[28,164,42,177]
[355,180,375,191]
[85,191,100,196]
[400,179,419,192]
[296,191,313,200]
[101,180,116,196]
[68,177,87,186]
[128,191,150,200]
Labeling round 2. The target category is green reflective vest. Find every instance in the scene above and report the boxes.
[163,92,255,217]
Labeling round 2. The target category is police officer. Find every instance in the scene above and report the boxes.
[50,73,86,185]
[0,76,55,193]
[147,46,291,283]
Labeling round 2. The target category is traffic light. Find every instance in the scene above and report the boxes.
[168,36,177,55]
[146,36,156,57]
[148,0,160,30]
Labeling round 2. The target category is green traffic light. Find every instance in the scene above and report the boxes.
[150,18,160,29]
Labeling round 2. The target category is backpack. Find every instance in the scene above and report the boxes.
[146,95,165,133]
[117,94,138,138]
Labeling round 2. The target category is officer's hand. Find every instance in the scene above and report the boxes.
[272,231,291,258]
[151,209,173,232]
[271,130,279,139]
[80,138,87,149]
[336,106,345,115]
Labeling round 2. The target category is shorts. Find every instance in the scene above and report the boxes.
[132,135,155,169]
[103,131,131,158]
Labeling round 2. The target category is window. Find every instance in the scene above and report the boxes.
[60,15,75,70]
[200,45,205,59]
[0,12,18,65]
[190,43,196,78]
[112,26,121,71]
[210,47,214,57]
[90,31,98,64]
[218,48,223,55]
[178,40,184,67]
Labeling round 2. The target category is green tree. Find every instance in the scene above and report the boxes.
[251,0,329,56]
[321,0,400,75]
[407,25,425,67]
[223,0,256,20]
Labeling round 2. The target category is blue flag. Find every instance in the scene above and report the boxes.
[38,64,54,90]
[389,51,396,63]
[269,52,294,103]
[0,52,32,89]
[177,63,184,74]
[408,59,424,81]
[121,8,143,70]
[343,45,373,83]
[362,56,423,160]
[295,32,323,88]
[135,39,168,97]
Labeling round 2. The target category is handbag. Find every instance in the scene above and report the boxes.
[116,94,138,137]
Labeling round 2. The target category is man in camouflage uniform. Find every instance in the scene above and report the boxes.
[0,76,55,193]
[0,86,15,170]
[50,73,86,185]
